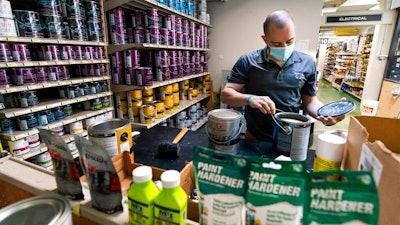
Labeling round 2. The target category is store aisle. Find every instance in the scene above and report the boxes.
[311,78,362,148]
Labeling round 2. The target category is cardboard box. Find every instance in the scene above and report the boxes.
[342,116,400,225]
[112,152,199,222]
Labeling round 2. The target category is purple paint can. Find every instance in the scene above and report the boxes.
[132,10,144,28]
[160,66,170,81]
[111,51,122,66]
[109,7,125,26]
[125,67,136,85]
[145,9,159,27]
[124,50,140,68]
[112,66,124,84]
[169,51,177,66]
[97,64,106,76]
[59,66,69,80]
[74,46,84,60]
[175,17,182,32]
[182,63,191,76]
[94,47,104,59]
[175,31,182,46]
[169,30,176,46]
[35,67,48,83]
[111,24,127,44]
[159,28,169,45]
[182,19,189,33]
[146,26,159,44]
[0,43,12,62]
[61,45,74,60]
[0,69,10,87]
[11,44,32,61]
[127,28,134,43]
[83,46,94,60]
[159,50,169,66]
[48,66,61,81]
[134,27,145,44]
[135,67,153,86]
[169,65,178,79]
[182,51,190,64]
[182,33,188,47]
[13,68,36,85]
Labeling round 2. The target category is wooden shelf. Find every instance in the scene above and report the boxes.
[111,72,210,92]
[0,36,107,46]
[0,107,113,141]
[108,43,211,55]
[1,76,110,94]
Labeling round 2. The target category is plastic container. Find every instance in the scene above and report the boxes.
[128,166,160,225]
[360,99,379,116]
[153,170,187,225]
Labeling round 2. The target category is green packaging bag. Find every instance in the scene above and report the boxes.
[245,158,307,225]
[193,146,251,225]
[304,170,379,225]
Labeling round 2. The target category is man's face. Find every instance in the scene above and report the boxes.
[262,20,296,48]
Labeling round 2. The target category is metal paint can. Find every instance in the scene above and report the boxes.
[11,44,31,62]
[0,69,10,87]
[0,43,12,62]
[12,68,36,85]
[9,138,30,156]
[94,46,104,59]
[132,9,144,28]
[36,152,52,168]
[134,27,145,44]
[67,141,78,155]
[13,10,44,37]
[19,91,39,108]
[39,109,55,125]
[135,67,153,86]
[52,125,65,136]
[53,107,65,121]
[63,104,72,116]
[87,20,102,42]
[0,0,12,19]
[18,113,38,130]
[145,9,159,27]
[0,194,72,224]
[146,26,159,44]
[27,133,41,148]
[124,50,140,68]
[68,16,88,41]
[0,17,17,36]
[272,112,313,160]
[87,119,133,156]
[159,28,169,45]
[61,46,74,60]
[207,109,242,153]
[73,46,83,60]
[68,120,83,134]
[91,98,102,110]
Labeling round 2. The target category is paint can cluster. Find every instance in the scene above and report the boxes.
[155,0,210,24]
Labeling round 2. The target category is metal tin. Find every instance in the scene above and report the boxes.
[63,104,72,116]
[68,16,88,41]
[94,46,104,59]
[85,1,101,21]
[0,43,12,62]
[19,91,39,108]
[68,120,83,134]
[0,17,17,37]
[9,138,30,156]
[48,66,61,81]
[27,133,41,148]
[13,68,36,85]
[87,20,102,42]
[61,46,74,60]
[52,125,65,136]
[87,119,133,156]
[13,10,44,38]
[124,50,140,68]
[0,117,14,132]
[37,0,63,16]
[52,107,65,121]
[35,67,48,83]
[39,109,55,125]
[0,194,72,225]
[135,67,153,86]
[0,69,10,87]
[36,152,52,168]
[73,46,83,60]
[101,96,110,108]
[18,113,38,130]
[91,98,102,110]
[0,0,12,19]
[11,44,31,62]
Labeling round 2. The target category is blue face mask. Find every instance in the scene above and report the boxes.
[269,44,295,61]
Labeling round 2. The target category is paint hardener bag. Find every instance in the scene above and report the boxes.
[38,128,84,200]
[193,146,251,225]
[74,135,123,214]
[245,158,307,225]
[303,170,379,225]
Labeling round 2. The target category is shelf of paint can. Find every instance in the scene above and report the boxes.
[0,36,107,46]
[111,72,210,93]
[0,107,114,141]
[130,93,210,129]
[104,0,212,27]
[0,92,113,118]
[0,59,109,69]
[107,43,211,55]
[1,76,111,94]
[191,117,208,131]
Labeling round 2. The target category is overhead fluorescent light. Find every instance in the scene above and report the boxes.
[336,0,379,12]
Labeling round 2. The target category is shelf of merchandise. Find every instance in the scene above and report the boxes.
[131,93,209,129]
[0,36,107,46]
[1,76,110,94]
[0,59,109,69]
[104,0,211,27]
[0,92,112,118]
[108,43,211,55]
[111,72,210,92]
[0,106,114,142]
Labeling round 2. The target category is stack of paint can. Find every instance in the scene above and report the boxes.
[169,51,179,79]
[66,0,88,41]
[8,138,30,157]
[172,83,180,111]
[204,74,212,94]
[108,7,128,44]
[85,0,103,42]
[114,91,129,120]
[201,51,208,72]
[140,104,156,124]
[0,0,17,37]
[129,89,143,123]
[124,50,140,85]
[130,9,145,44]
[13,10,44,38]
[197,0,208,23]
[152,100,165,119]
[155,50,170,81]
[142,88,154,105]
[111,51,124,84]
[145,9,160,44]
[34,152,52,168]
[136,67,153,86]
[163,85,174,114]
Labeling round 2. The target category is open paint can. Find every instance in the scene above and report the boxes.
[272,112,314,161]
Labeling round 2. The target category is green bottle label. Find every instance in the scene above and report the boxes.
[128,198,153,225]
[153,204,187,225]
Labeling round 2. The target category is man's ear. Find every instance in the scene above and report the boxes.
[261,35,267,44]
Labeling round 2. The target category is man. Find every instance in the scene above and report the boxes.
[220,10,344,142]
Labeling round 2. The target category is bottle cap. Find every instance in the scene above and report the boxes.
[161,170,180,188]
[132,165,152,183]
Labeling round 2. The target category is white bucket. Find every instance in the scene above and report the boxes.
[360,99,379,116]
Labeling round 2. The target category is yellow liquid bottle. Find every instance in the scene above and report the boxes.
[128,166,160,225]
[153,170,188,225]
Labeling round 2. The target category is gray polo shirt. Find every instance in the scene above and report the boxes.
[228,47,317,141]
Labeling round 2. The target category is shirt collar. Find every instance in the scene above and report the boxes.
[258,46,301,66]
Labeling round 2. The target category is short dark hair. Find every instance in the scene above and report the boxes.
[263,10,293,36]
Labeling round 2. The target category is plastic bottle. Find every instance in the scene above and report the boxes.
[128,165,160,225]
[153,170,188,225]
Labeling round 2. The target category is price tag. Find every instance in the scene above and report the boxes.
[55,60,67,65]
[27,85,40,90]
[83,79,91,82]
[76,116,85,121]
[57,39,66,44]
[69,60,78,64]
[13,109,30,116]
[92,60,100,63]
[39,61,48,66]
[23,153,33,160]
[5,87,17,93]
[6,62,18,67]
[42,83,53,87]
[58,81,69,86]
[31,105,47,112]
[23,62,34,66]
[77,97,88,102]
[40,147,48,152]
[71,80,80,84]
[28,130,38,135]
[62,118,76,125]
[101,60,108,63]
[31,38,41,43]
[7,37,19,42]
[14,134,27,140]
[46,103,61,109]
